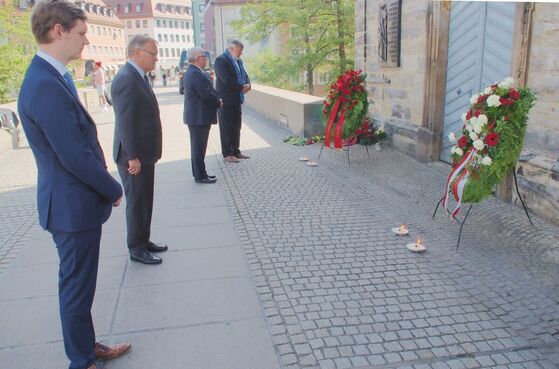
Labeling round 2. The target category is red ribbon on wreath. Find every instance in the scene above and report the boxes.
[324,97,347,149]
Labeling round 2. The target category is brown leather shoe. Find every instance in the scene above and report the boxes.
[95,342,131,361]
[224,156,240,163]
[235,153,250,159]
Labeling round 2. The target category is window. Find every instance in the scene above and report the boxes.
[187,35,191,43]
[124,4,130,13]
[135,4,141,12]
[143,20,148,27]
[164,34,168,42]
[181,35,185,42]
[185,21,190,29]
[127,21,132,28]
[199,4,204,13]
[200,23,205,32]
[169,21,173,29]
[176,48,180,56]
[162,20,167,27]
[156,19,161,27]
[174,21,178,28]
[171,48,175,57]
[171,34,175,42]
[165,48,169,57]
[97,26,101,34]
[103,27,107,35]
[185,6,190,15]
[158,34,162,42]
[136,20,141,28]
[105,46,108,55]
[180,21,185,29]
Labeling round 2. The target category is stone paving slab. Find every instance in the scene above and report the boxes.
[0,88,280,369]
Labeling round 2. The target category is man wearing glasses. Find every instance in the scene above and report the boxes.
[182,47,222,184]
[112,35,168,265]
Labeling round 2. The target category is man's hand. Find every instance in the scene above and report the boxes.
[113,195,123,207]
[242,84,251,94]
[128,158,141,175]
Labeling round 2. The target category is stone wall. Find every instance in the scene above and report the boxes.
[355,0,429,157]
[515,4,559,224]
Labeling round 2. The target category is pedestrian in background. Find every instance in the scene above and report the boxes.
[214,40,251,163]
[93,61,108,111]
[183,47,222,184]
[111,35,167,265]
[18,0,131,367]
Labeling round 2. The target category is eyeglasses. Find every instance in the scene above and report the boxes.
[139,48,158,57]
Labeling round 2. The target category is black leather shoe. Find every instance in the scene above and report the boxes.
[195,178,217,184]
[129,248,162,264]
[207,174,217,179]
[146,241,168,253]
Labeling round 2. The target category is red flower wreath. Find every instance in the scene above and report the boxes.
[484,132,500,147]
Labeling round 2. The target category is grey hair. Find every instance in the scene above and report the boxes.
[188,47,204,62]
[127,35,157,57]
[228,40,244,49]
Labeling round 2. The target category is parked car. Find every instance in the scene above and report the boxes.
[178,49,214,95]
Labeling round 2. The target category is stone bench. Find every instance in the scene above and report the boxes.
[244,83,325,138]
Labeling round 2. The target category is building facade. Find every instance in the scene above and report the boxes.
[204,0,272,58]
[355,0,559,224]
[192,0,208,48]
[78,0,126,79]
[105,0,194,75]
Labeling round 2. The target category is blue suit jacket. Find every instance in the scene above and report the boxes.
[183,65,221,126]
[18,56,123,233]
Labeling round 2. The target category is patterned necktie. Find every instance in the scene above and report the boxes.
[63,72,78,98]
[143,74,151,88]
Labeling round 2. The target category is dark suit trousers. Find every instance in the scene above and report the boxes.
[52,226,102,369]
[218,104,242,157]
[188,124,211,180]
[117,163,155,249]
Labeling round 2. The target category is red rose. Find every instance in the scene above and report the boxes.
[478,95,488,103]
[457,136,468,148]
[466,110,473,120]
[509,89,520,100]
[353,85,359,91]
[485,132,499,147]
[474,110,481,117]
[500,98,514,106]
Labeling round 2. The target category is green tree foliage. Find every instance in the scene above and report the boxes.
[0,1,35,103]
[231,0,354,95]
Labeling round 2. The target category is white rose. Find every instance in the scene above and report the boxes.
[473,123,483,134]
[473,139,485,150]
[498,77,515,89]
[448,132,457,142]
[451,147,464,156]
[470,94,479,105]
[477,114,488,126]
[487,94,502,107]
[483,87,492,95]
[481,156,492,166]
[461,112,468,123]
[469,132,479,141]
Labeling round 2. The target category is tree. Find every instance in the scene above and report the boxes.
[231,0,354,95]
[0,1,35,103]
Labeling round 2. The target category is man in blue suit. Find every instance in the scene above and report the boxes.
[18,1,131,368]
[183,47,222,184]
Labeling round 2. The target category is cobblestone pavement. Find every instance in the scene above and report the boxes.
[211,110,559,369]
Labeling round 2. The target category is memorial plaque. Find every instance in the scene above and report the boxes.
[378,0,401,67]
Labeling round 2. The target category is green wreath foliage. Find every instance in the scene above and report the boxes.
[448,80,536,203]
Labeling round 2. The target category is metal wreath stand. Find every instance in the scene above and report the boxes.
[318,139,370,168]
[432,167,534,250]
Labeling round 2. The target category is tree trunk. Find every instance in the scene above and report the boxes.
[304,33,315,95]
[334,0,347,74]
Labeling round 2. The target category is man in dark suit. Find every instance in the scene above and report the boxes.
[112,35,167,265]
[183,47,222,184]
[214,40,251,163]
[18,1,131,368]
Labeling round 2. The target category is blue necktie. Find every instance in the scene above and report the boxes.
[63,72,78,98]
